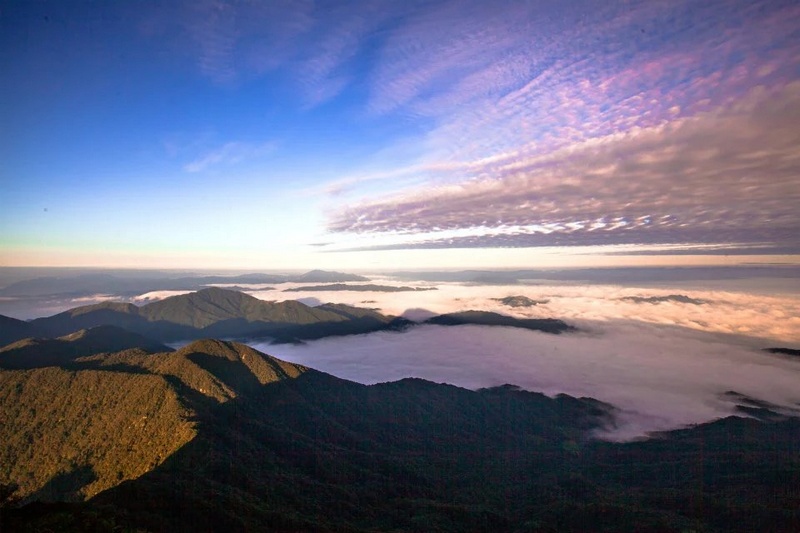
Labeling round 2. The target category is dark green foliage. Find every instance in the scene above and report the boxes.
[2,340,798,532]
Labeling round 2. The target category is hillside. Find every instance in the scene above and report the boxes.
[0,340,307,503]
[0,325,170,369]
[0,314,42,347]
[20,288,403,343]
[1,339,798,532]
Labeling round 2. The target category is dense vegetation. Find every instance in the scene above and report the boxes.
[1,336,797,532]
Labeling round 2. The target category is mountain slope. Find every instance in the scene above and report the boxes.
[0,314,47,346]
[0,340,308,503]
[27,288,403,342]
[0,325,170,369]
[1,338,798,532]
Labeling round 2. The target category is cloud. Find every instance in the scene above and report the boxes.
[243,275,800,343]
[132,290,194,303]
[327,84,800,249]
[254,322,800,440]
[183,140,277,173]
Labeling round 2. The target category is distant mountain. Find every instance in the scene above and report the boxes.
[284,283,436,292]
[21,288,404,344]
[765,347,800,357]
[289,269,369,283]
[425,310,574,334]
[492,295,549,307]
[620,294,708,305]
[2,339,798,532]
[0,314,43,346]
[0,325,170,370]
[0,270,369,298]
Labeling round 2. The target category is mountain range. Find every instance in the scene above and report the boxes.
[0,269,369,298]
[0,287,575,347]
[1,336,798,532]
[1,288,798,531]
[0,287,408,345]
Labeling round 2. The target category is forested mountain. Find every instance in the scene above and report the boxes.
[5,288,406,344]
[1,338,798,532]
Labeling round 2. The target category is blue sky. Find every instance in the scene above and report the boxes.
[2,0,799,270]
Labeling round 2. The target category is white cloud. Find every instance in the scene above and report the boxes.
[183,141,277,173]
[254,322,800,440]
[244,277,800,343]
[327,84,800,249]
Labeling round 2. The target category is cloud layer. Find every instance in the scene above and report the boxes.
[328,84,800,249]
[256,322,800,440]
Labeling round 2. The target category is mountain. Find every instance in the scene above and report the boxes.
[0,340,306,504]
[1,340,798,532]
[22,288,403,343]
[425,310,575,334]
[284,283,437,292]
[0,270,368,298]
[0,314,43,346]
[289,269,369,283]
[492,295,549,307]
[0,325,170,369]
[765,347,800,357]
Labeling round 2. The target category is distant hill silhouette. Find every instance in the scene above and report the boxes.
[620,294,708,305]
[492,295,549,307]
[765,347,800,357]
[0,270,369,298]
[0,314,43,346]
[425,310,574,334]
[285,283,437,292]
[0,325,170,369]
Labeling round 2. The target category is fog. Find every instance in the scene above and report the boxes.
[254,322,800,440]
[245,277,800,344]
[243,275,800,439]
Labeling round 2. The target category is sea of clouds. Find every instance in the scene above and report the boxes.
[244,276,800,439]
[4,272,799,439]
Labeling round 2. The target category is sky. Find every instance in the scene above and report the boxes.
[1,0,799,270]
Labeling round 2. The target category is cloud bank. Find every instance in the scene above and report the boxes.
[256,322,800,440]
[328,84,800,250]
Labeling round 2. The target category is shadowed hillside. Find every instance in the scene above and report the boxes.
[0,325,170,369]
